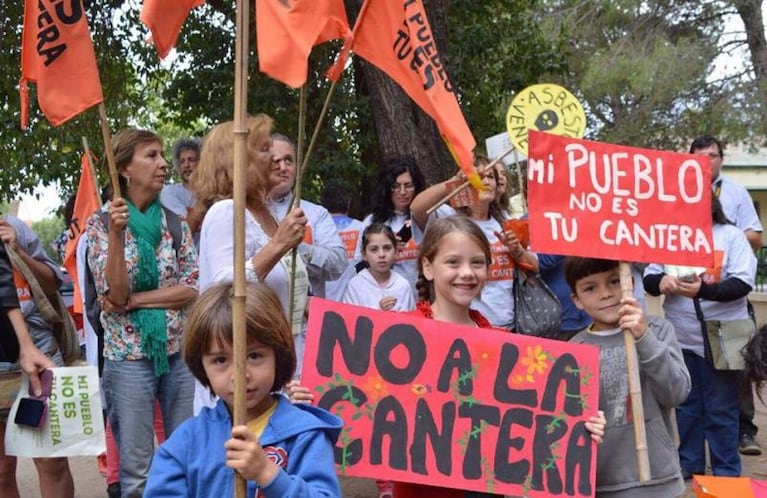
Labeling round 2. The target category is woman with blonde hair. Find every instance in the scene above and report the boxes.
[192,114,307,295]
[191,115,308,411]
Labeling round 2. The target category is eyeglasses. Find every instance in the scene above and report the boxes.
[273,155,295,166]
[391,183,415,192]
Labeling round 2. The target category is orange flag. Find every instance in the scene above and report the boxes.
[19,0,104,129]
[256,0,351,88]
[141,0,205,59]
[330,0,480,188]
[63,153,101,314]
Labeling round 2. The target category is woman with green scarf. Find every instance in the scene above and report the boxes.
[85,128,199,498]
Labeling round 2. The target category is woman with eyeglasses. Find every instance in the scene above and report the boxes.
[355,157,426,296]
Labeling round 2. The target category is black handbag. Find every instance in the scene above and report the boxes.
[513,268,562,338]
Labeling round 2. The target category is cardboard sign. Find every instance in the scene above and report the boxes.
[506,84,586,155]
[302,299,601,497]
[527,131,714,266]
[6,366,105,458]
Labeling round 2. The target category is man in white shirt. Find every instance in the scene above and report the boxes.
[690,135,763,456]
[267,134,347,298]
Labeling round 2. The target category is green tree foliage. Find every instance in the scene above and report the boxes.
[2,0,561,217]
[0,1,156,199]
[538,0,767,150]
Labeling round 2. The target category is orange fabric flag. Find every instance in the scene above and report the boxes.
[256,0,351,88]
[63,153,101,314]
[19,0,104,129]
[141,0,205,59]
[339,0,480,187]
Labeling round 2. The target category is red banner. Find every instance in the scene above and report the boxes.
[302,298,601,497]
[20,0,103,128]
[527,131,714,266]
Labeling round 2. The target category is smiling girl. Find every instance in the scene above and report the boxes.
[394,217,606,498]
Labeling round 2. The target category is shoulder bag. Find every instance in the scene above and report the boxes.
[693,298,755,371]
[513,268,562,338]
[6,247,81,366]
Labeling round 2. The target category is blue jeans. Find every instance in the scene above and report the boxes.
[103,353,194,498]
[677,350,741,476]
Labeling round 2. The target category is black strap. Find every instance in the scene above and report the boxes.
[693,298,705,322]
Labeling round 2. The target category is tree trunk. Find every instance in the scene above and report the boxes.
[732,0,767,115]
[346,0,460,185]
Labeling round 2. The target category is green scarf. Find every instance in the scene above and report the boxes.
[127,198,168,376]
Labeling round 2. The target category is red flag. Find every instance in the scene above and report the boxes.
[141,0,205,59]
[333,0,480,188]
[63,153,101,314]
[256,0,351,88]
[19,0,104,129]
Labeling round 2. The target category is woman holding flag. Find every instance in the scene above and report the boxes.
[190,114,309,411]
[85,128,199,497]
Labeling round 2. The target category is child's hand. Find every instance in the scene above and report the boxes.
[286,380,314,404]
[585,410,606,444]
[618,296,647,340]
[379,296,397,311]
[225,425,279,484]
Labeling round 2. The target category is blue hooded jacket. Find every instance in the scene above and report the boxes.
[145,395,343,497]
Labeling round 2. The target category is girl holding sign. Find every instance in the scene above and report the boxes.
[393,216,606,498]
[409,158,537,330]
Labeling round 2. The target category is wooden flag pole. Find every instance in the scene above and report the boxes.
[81,137,102,208]
[513,148,527,214]
[232,0,250,496]
[287,85,309,345]
[425,144,516,216]
[97,103,120,199]
[619,262,651,482]
[297,0,373,184]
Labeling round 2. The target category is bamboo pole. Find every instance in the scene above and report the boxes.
[232,0,250,496]
[81,137,103,208]
[287,85,308,351]
[97,103,120,199]
[513,148,527,214]
[425,144,516,216]
[619,262,650,483]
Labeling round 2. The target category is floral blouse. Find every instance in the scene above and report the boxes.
[85,205,199,361]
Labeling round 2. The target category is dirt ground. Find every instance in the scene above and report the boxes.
[14,394,767,497]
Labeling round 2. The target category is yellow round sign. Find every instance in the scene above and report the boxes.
[505,84,586,155]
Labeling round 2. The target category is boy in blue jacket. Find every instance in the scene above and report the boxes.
[146,282,342,497]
